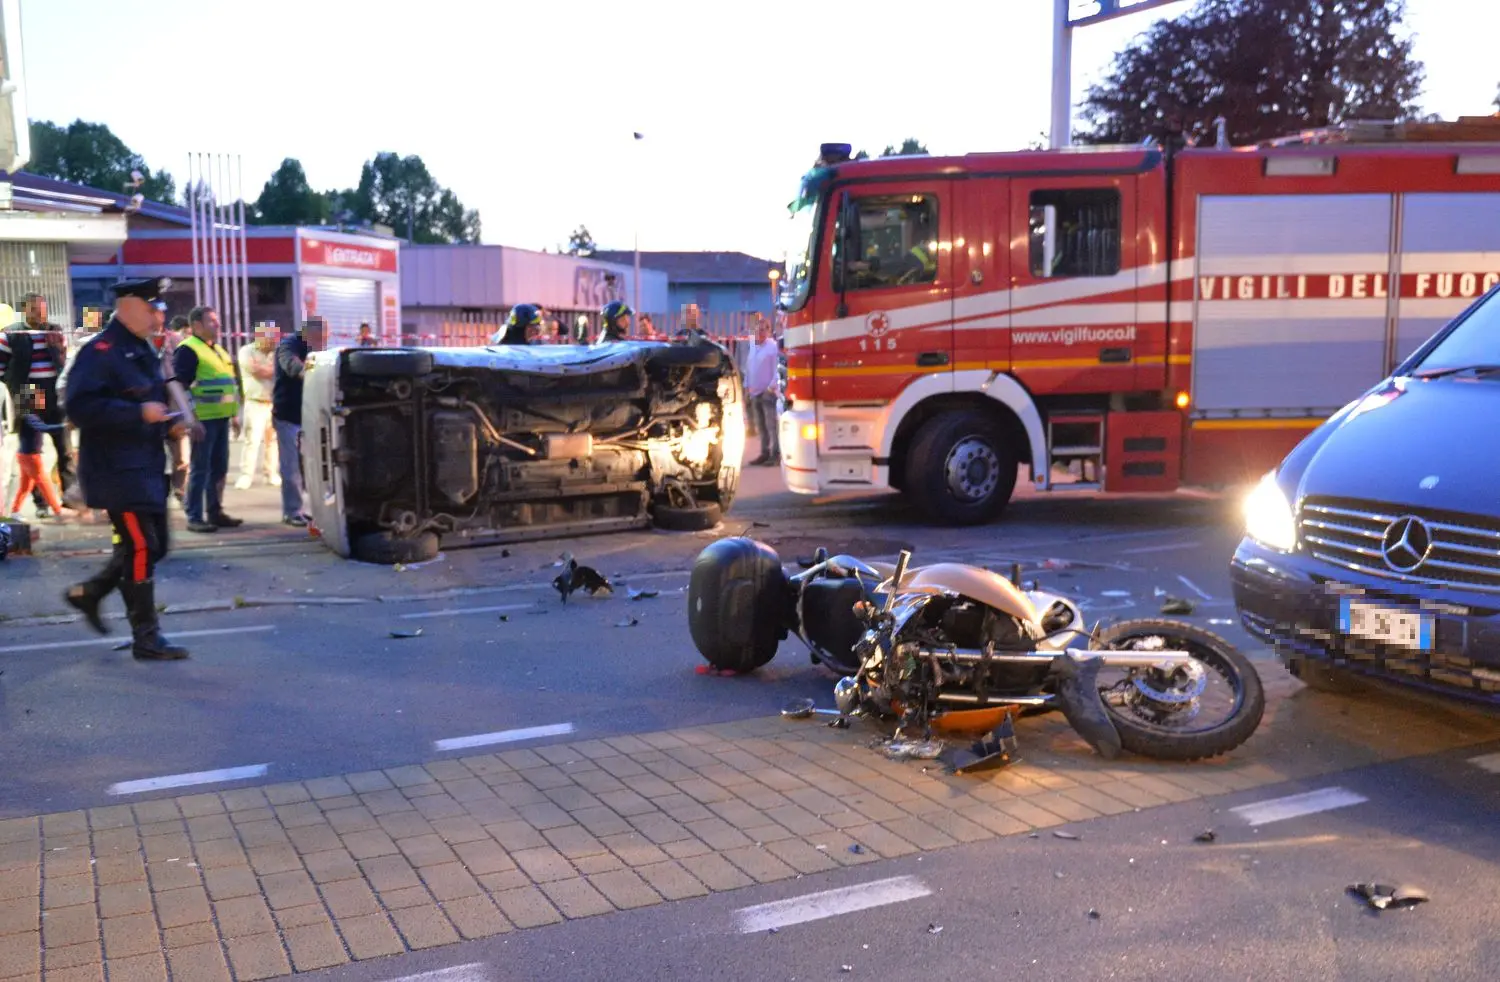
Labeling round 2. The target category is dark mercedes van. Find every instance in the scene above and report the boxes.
[1231,282,1500,708]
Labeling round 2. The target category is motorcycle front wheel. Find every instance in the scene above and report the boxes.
[1091,619,1266,762]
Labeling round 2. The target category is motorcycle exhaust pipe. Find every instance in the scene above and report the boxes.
[936,692,1052,707]
[918,647,1194,670]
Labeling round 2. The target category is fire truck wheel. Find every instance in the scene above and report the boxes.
[906,410,1017,526]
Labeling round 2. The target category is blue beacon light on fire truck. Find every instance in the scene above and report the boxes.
[818,144,853,166]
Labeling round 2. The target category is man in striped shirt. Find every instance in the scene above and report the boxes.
[1,293,72,511]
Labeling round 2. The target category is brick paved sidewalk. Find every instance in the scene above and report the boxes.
[3,672,1498,982]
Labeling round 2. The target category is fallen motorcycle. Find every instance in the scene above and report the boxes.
[687,538,1265,766]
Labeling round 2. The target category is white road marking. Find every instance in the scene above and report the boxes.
[1469,751,1500,773]
[1229,786,1369,826]
[108,764,270,796]
[1176,574,1214,600]
[386,965,491,982]
[434,722,575,752]
[733,875,932,934]
[1120,541,1201,555]
[399,603,538,621]
[0,625,275,655]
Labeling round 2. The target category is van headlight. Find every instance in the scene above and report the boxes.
[1244,471,1296,552]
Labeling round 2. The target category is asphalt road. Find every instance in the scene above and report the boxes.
[0,486,1248,817]
[7,471,1500,982]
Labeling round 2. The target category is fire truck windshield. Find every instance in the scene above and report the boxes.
[781,168,830,311]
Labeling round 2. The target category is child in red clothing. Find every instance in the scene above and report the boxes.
[9,387,71,519]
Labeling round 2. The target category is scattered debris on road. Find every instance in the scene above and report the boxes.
[389,628,424,639]
[927,923,943,934]
[1194,829,1217,843]
[615,616,640,628]
[628,588,660,600]
[1054,830,1080,840]
[553,557,613,603]
[1346,882,1430,912]
[1160,596,1195,615]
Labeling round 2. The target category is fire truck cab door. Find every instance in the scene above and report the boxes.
[1007,177,1138,393]
[814,181,955,403]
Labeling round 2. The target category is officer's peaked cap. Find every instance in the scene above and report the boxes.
[111,277,171,304]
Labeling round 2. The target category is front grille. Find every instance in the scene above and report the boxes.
[1299,497,1500,593]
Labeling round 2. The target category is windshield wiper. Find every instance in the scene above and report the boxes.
[1413,364,1500,380]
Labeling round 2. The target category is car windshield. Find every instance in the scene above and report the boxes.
[779,168,830,312]
[1410,287,1500,377]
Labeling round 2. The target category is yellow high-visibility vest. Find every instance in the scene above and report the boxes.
[179,335,240,419]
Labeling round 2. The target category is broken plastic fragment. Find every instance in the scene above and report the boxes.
[1101,589,1130,598]
[880,739,945,760]
[841,967,853,973]
[1087,908,1101,920]
[628,589,660,600]
[927,923,943,935]
[1194,829,1217,843]
[1347,882,1429,911]
[848,844,865,854]
[614,617,639,628]
[1160,596,1195,615]
[389,628,423,639]
[1053,830,1080,840]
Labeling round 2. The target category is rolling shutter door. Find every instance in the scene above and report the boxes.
[314,277,378,348]
[1193,193,1392,416]
[1397,193,1500,367]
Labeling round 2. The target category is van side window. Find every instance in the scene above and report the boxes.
[1029,189,1120,278]
[841,194,939,291]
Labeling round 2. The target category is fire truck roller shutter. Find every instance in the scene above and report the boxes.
[1395,193,1500,368]
[1193,194,1394,417]
[314,277,379,349]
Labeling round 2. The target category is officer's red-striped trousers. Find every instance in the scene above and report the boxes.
[107,510,169,583]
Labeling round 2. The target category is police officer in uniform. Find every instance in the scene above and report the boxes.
[596,300,632,343]
[62,277,193,661]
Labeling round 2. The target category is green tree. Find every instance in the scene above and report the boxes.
[1077,0,1426,148]
[26,119,176,201]
[252,158,328,225]
[565,224,596,255]
[880,138,929,157]
[343,152,480,243]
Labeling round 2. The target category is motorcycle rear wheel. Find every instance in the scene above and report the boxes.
[1092,619,1265,762]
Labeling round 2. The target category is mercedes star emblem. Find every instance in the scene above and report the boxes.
[1381,515,1433,573]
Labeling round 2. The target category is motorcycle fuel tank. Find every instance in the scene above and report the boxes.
[897,563,1040,626]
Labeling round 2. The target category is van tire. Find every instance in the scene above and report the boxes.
[348,349,434,378]
[351,531,440,565]
[653,502,722,532]
[905,409,1017,526]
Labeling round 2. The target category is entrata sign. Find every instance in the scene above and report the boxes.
[1066,0,1182,28]
[301,238,398,273]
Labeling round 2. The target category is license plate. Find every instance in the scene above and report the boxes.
[1339,597,1433,651]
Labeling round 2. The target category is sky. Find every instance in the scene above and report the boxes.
[13,0,1500,264]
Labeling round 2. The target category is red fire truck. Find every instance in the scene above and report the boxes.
[776,117,1500,524]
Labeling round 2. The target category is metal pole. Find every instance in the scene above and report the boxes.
[1050,0,1073,149]
[188,153,202,306]
[236,155,251,350]
[633,132,642,317]
[219,153,235,345]
[204,154,219,311]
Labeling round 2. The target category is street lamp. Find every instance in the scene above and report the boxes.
[632,132,644,318]
[767,268,781,309]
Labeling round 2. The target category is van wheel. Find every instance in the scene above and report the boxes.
[348,349,434,378]
[351,531,440,565]
[905,409,1017,526]
[653,502,722,532]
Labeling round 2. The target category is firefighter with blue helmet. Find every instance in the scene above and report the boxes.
[495,303,544,345]
[598,300,632,343]
[62,277,193,661]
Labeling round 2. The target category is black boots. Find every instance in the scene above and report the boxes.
[64,580,112,635]
[118,579,190,660]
